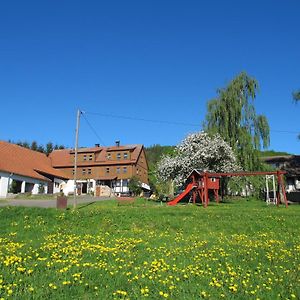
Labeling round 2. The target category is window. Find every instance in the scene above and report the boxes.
[116,167,120,174]
[83,155,87,161]
[54,182,59,188]
[88,168,92,174]
[117,153,121,160]
[124,153,128,159]
[136,169,139,175]
[107,153,111,160]
[89,154,93,161]
[106,167,110,174]
[123,167,127,173]
[122,179,128,187]
[72,169,75,175]
[82,169,86,175]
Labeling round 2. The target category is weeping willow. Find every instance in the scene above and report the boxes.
[204,72,270,171]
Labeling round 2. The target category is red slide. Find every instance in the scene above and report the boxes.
[167,183,195,206]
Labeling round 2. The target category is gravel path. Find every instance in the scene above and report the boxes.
[0,196,115,208]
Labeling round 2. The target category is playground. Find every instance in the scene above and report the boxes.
[167,169,289,207]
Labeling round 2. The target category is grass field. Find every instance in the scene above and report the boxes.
[0,199,299,299]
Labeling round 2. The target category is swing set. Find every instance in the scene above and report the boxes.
[167,169,288,208]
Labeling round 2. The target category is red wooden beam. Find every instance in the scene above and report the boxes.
[196,170,286,178]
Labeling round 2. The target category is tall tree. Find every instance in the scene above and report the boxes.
[293,89,300,139]
[37,145,45,153]
[30,141,38,151]
[17,141,30,149]
[204,72,270,171]
[46,142,54,155]
[293,90,300,102]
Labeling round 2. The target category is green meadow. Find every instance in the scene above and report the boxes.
[0,199,299,299]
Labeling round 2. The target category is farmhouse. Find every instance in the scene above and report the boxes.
[0,141,150,198]
[0,141,68,197]
[262,155,300,192]
[49,142,150,196]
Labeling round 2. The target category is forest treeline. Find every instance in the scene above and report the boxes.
[8,140,65,155]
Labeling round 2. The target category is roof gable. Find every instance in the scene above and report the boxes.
[50,144,144,167]
[0,141,68,180]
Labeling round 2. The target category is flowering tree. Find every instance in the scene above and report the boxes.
[157,132,239,187]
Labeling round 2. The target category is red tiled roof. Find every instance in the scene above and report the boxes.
[50,144,144,167]
[48,149,72,167]
[0,141,68,181]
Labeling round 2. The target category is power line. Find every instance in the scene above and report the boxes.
[84,111,299,135]
[84,111,201,127]
[270,130,300,135]
[81,112,106,146]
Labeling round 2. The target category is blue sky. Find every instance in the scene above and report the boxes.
[1,0,299,153]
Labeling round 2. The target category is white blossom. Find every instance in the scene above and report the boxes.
[157,132,240,186]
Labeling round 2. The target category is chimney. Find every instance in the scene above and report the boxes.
[95,143,100,147]
[115,140,120,147]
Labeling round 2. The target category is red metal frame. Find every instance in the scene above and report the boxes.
[188,170,288,208]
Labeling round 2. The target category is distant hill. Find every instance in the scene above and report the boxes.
[259,150,292,157]
[145,144,175,170]
[145,145,175,191]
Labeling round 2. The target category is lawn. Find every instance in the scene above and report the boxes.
[0,199,299,299]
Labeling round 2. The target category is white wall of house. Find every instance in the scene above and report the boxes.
[113,179,129,194]
[295,179,300,190]
[61,179,96,196]
[53,178,66,194]
[0,171,49,198]
[0,172,10,197]
[61,180,75,196]
[87,179,96,193]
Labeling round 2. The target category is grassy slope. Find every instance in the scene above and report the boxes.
[259,150,292,157]
[0,199,299,299]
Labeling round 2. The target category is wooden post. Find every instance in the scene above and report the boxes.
[73,109,81,209]
[279,172,288,208]
[204,172,209,208]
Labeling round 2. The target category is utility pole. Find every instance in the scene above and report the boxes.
[73,109,81,209]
